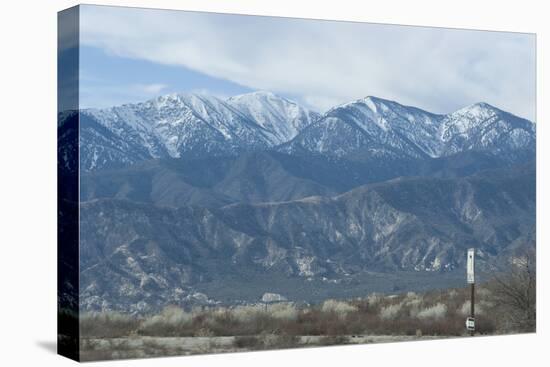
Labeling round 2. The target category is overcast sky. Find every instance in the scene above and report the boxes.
[79,5,536,120]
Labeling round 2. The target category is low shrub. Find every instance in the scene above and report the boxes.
[379,303,402,320]
[80,312,140,338]
[269,303,299,321]
[321,299,358,318]
[79,282,504,341]
[416,303,447,320]
[138,305,193,336]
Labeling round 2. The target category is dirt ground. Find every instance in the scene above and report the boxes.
[79,334,445,361]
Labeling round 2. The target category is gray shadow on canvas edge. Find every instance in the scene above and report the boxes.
[36,340,57,354]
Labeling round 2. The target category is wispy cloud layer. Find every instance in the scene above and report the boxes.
[80,5,536,120]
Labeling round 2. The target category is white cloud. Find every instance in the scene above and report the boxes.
[134,83,168,94]
[189,88,231,100]
[80,83,170,108]
[79,5,536,120]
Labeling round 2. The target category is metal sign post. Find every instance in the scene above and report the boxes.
[466,248,475,336]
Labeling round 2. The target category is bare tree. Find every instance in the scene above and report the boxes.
[488,248,536,332]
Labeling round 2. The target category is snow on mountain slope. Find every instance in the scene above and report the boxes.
[79,93,316,171]
[440,102,536,155]
[227,91,319,145]
[283,96,445,159]
[70,91,535,171]
[284,96,535,160]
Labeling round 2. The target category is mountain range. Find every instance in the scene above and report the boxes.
[58,91,536,313]
[79,163,534,312]
[73,91,318,171]
[60,91,534,172]
[283,97,534,160]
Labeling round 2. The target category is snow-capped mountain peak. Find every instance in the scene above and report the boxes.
[285,95,534,160]
[74,91,319,171]
[227,91,320,144]
[305,96,445,158]
[65,91,535,172]
[440,101,535,154]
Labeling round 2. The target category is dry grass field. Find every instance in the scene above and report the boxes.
[77,278,533,361]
